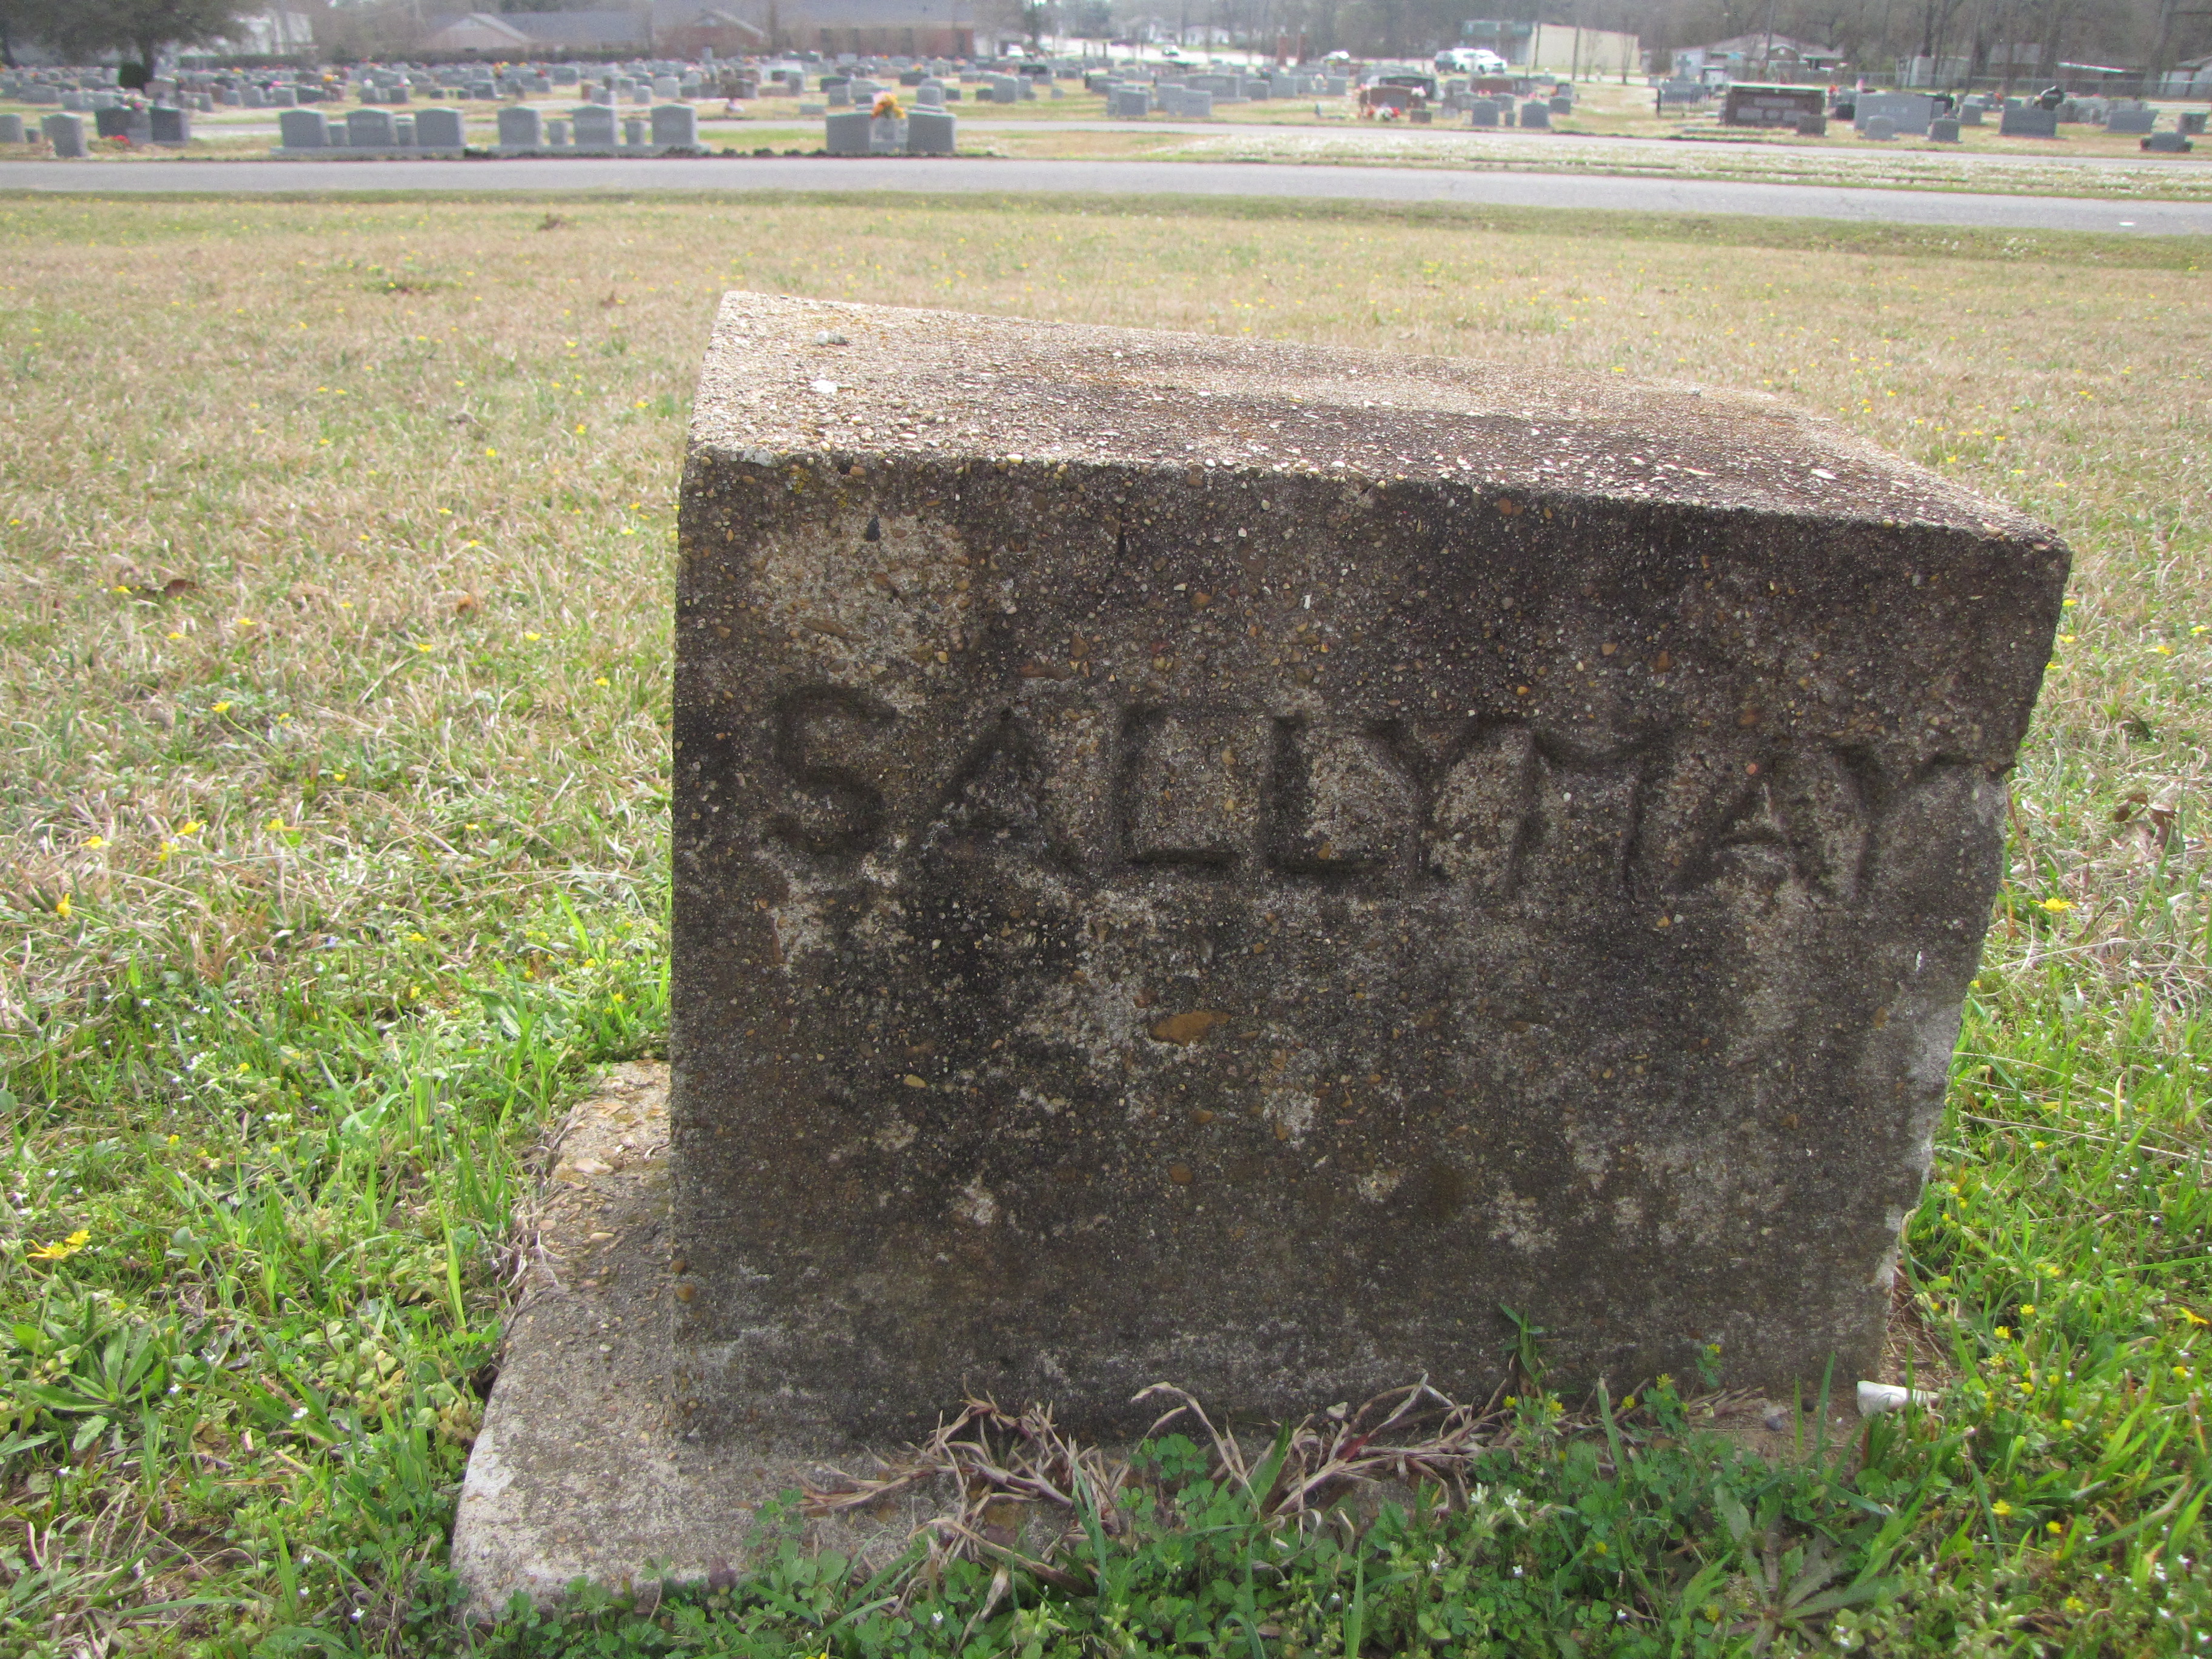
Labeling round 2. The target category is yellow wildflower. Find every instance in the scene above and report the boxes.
[27,1229,90,1261]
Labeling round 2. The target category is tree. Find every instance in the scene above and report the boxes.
[44,0,252,73]
[1,0,76,66]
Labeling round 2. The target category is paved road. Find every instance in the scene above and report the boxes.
[5,155,2208,233]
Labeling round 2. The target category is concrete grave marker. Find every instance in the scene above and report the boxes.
[1855,90,1933,136]
[2000,104,2059,136]
[345,107,393,147]
[498,106,543,147]
[414,106,465,148]
[662,295,2068,1441]
[651,102,700,147]
[276,107,326,148]
[41,112,86,156]
[907,109,956,152]
[571,104,617,147]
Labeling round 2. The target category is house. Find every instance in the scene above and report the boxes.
[2160,52,2212,93]
[419,10,646,52]
[417,4,765,56]
[719,0,976,59]
[1672,33,1844,78]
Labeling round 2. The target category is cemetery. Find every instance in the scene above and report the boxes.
[5,52,2208,172]
[0,178,2207,1651]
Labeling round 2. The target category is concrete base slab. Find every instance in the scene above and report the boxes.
[451,1062,944,1615]
[454,1065,1899,1615]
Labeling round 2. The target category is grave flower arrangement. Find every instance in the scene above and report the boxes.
[872,91,904,118]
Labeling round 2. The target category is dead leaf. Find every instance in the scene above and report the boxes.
[437,589,480,615]
[1150,1010,1229,1045]
[161,576,199,599]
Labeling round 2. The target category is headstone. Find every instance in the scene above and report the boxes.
[270,85,297,107]
[916,82,944,107]
[992,75,1021,103]
[826,82,851,107]
[1549,93,1570,113]
[2107,107,2154,134]
[2143,130,2193,152]
[278,107,328,148]
[869,112,907,152]
[42,112,87,157]
[2000,105,2059,136]
[907,108,956,153]
[346,107,394,147]
[1855,90,1934,136]
[1863,115,1897,139]
[825,109,870,154]
[1470,99,1500,127]
[0,116,21,144]
[95,106,135,139]
[1959,103,1981,124]
[1794,113,1827,135]
[652,102,699,147]
[498,105,543,147]
[546,117,571,145]
[393,115,415,144]
[654,75,682,96]
[623,115,647,146]
[1929,116,1960,141]
[2179,112,2205,134]
[1520,99,1550,127]
[662,294,2070,1440]
[414,107,465,148]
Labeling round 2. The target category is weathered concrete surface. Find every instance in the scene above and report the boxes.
[449,1064,934,1613]
[671,293,2067,1440]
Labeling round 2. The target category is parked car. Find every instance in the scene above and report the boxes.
[1434,47,1506,75]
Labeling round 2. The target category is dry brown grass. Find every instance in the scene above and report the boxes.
[1,192,2205,1025]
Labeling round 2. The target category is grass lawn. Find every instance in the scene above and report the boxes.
[1,190,2209,1656]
